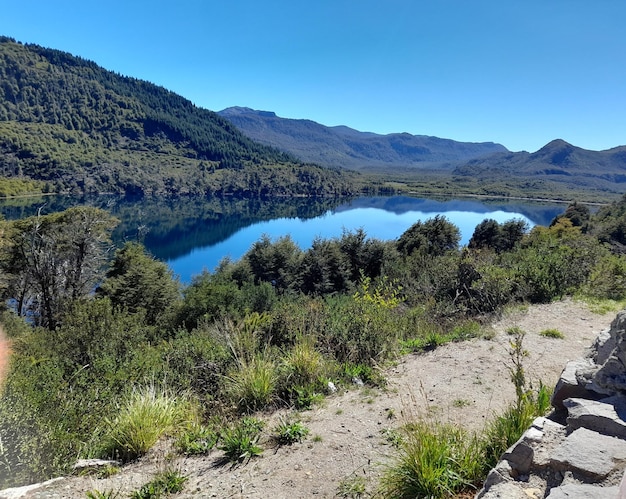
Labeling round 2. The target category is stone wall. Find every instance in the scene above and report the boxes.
[478,310,626,498]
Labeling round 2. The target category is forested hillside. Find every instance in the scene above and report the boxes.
[453,139,626,196]
[0,37,357,197]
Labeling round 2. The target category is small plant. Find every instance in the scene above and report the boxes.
[175,423,218,456]
[292,385,324,409]
[274,418,310,445]
[226,355,277,413]
[453,398,471,408]
[130,469,188,499]
[312,434,323,442]
[97,385,197,462]
[85,491,120,499]
[218,417,264,463]
[379,422,484,498]
[539,328,565,339]
[337,474,367,498]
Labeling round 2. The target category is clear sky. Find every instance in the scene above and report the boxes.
[2,1,625,152]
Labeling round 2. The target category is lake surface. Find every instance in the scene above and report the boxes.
[0,195,567,283]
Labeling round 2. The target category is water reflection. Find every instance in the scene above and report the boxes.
[0,194,567,283]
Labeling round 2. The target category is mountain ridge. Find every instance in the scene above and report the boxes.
[218,106,508,171]
[0,37,357,197]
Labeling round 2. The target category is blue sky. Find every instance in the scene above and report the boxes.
[3,1,625,152]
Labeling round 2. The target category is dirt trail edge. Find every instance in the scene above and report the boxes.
[2,298,613,499]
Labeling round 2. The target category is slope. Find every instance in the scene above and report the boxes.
[218,106,508,171]
[453,139,626,195]
[0,37,357,197]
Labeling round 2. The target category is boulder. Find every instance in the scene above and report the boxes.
[564,395,626,438]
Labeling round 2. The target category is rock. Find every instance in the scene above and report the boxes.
[550,427,626,479]
[546,483,620,498]
[551,358,601,410]
[564,395,626,438]
[72,458,121,472]
[477,481,538,499]
[0,478,64,499]
[502,440,534,476]
[589,327,615,365]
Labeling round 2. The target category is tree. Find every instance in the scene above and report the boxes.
[97,242,180,326]
[3,206,118,329]
[397,215,460,257]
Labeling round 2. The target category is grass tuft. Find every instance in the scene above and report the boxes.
[97,385,197,462]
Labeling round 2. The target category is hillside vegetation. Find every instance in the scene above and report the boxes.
[2,194,626,493]
[0,37,358,197]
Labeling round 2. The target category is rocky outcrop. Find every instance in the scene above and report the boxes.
[478,310,626,498]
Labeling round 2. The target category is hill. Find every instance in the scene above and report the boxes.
[218,106,507,171]
[453,139,626,195]
[0,37,357,197]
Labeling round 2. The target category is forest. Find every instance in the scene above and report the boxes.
[1,193,626,495]
[0,37,362,198]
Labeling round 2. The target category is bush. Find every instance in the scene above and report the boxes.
[379,421,484,498]
[96,385,197,462]
[225,355,277,413]
[218,417,264,463]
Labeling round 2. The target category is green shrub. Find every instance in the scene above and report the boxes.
[130,469,187,499]
[226,354,277,413]
[539,328,564,339]
[218,417,264,463]
[97,385,197,462]
[175,423,218,456]
[379,422,484,498]
[274,417,310,445]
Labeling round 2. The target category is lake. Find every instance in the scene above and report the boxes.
[0,194,567,283]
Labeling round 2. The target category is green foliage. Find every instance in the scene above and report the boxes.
[2,206,118,329]
[0,39,359,197]
[175,423,218,456]
[218,417,264,463]
[337,475,367,498]
[469,218,527,253]
[97,242,180,326]
[379,421,484,498]
[482,329,551,468]
[539,328,565,339]
[397,215,460,257]
[273,417,310,445]
[130,469,187,499]
[96,385,197,462]
[85,490,120,499]
[225,355,277,413]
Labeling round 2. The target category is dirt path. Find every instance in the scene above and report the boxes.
[6,299,615,499]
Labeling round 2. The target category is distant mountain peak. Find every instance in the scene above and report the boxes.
[218,107,508,170]
[220,107,276,118]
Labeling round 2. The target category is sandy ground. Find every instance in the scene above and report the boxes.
[3,298,615,499]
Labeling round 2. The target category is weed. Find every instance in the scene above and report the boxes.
[274,417,310,445]
[130,469,187,499]
[381,428,403,448]
[175,423,218,456]
[218,417,264,463]
[337,474,367,498]
[386,408,396,419]
[292,385,324,410]
[85,491,120,499]
[97,385,197,462]
[312,434,323,442]
[452,398,471,408]
[379,422,484,498]
[539,328,564,339]
[226,355,277,413]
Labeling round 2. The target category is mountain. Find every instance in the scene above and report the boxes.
[218,107,507,171]
[0,37,357,197]
[453,139,626,194]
